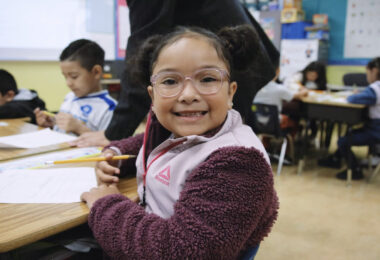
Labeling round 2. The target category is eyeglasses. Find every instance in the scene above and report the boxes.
[150,68,230,97]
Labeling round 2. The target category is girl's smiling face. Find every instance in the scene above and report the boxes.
[148,36,237,138]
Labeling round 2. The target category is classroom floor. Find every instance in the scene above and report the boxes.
[256,151,380,260]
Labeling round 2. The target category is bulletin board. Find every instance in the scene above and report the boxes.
[344,0,380,58]
[0,0,129,61]
[302,0,379,65]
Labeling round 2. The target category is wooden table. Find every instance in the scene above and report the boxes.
[0,119,138,253]
[0,119,71,161]
[298,92,367,185]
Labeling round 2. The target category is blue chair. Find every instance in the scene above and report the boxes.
[247,103,294,176]
[240,244,260,260]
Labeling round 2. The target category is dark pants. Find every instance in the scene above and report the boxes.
[337,127,378,170]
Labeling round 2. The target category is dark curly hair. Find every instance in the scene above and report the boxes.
[128,25,261,88]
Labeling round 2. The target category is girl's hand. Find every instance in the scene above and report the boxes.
[81,184,120,209]
[34,108,55,128]
[95,149,121,185]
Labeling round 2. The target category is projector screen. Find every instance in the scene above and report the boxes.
[0,0,117,61]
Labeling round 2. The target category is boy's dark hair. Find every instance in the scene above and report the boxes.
[59,39,105,71]
[301,61,327,90]
[0,69,18,95]
[128,25,262,88]
[367,57,380,80]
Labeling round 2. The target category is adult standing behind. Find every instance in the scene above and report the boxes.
[72,0,279,147]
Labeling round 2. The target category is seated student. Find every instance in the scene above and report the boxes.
[254,66,308,136]
[0,69,46,123]
[284,61,327,91]
[318,57,380,180]
[81,25,278,259]
[34,39,117,135]
[283,61,327,139]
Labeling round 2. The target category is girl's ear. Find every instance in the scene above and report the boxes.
[147,86,154,101]
[92,65,103,80]
[228,81,237,108]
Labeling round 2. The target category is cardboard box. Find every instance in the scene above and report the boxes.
[306,30,329,40]
[281,8,305,23]
[313,14,328,25]
[283,0,302,9]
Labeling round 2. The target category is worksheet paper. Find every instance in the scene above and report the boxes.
[0,128,77,148]
[0,167,97,203]
[0,147,101,172]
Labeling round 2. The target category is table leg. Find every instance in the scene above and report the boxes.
[297,120,310,175]
[346,125,352,186]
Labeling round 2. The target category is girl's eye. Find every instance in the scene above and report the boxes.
[161,78,178,85]
[200,76,218,83]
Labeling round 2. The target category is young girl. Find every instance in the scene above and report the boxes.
[318,57,380,180]
[284,61,327,91]
[81,25,278,259]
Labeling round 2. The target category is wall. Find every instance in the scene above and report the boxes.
[0,61,68,111]
[326,65,366,85]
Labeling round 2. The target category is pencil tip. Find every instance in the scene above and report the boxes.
[45,161,54,165]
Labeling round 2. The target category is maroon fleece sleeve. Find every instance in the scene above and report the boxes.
[88,146,278,259]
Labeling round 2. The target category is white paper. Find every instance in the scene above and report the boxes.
[0,167,97,203]
[0,147,101,172]
[0,128,77,148]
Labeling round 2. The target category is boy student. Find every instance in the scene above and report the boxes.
[34,39,117,135]
[0,69,46,123]
[254,65,308,128]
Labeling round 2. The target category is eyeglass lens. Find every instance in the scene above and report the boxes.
[154,69,224,97]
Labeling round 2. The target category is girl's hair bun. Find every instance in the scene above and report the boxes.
[127,34,163,87]
[218,24,260,71]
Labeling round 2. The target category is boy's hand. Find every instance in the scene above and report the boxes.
[34,108,55,128]
[81,184,120,209]
[95,149,121,185]
[70,131,110,147]
[55,112,89,134]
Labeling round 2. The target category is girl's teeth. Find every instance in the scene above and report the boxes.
[179,112,202,116]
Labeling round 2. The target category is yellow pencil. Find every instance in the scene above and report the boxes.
[42,111,56,117]
[45,155,136,165]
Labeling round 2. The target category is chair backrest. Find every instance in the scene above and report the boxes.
[247,103,282,137]
[342,73,368,87]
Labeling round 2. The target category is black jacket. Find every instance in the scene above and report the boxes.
[105,0,279,140]
[0,89,46,124]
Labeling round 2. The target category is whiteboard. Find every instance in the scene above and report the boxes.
[0,0,118,61]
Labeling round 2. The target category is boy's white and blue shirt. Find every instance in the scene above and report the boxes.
[55,90,117,133]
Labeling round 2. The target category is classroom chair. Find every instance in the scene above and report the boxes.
[247,103,294,176]
[342,73,368,87]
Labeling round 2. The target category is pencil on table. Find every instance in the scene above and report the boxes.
[45,155,136,165]
[42,111,56,117]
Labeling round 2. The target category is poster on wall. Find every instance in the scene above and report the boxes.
[279,39,320,81]
[344,0,380,58]
[116,0,130,59]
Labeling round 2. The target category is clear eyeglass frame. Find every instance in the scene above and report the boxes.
[150,68,230,98]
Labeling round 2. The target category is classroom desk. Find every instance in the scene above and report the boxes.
[298,92,367,185]
[0,119,71,161]
[0,119,139,253]
[0,173,137,253]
